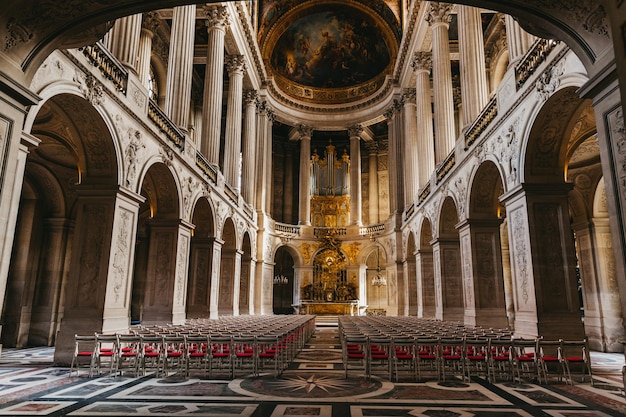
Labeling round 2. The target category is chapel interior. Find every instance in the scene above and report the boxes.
[0,0,625,373]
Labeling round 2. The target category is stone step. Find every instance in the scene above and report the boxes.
[315,315,339,328]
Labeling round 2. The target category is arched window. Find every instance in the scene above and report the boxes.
[147,66,158,100]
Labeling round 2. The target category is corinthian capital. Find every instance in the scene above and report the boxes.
[204,5,229,29]
[426,2,452,26]
[348,124,363,138]
[243,89,257,105]
[297,124,314,138]
[412,51,432,72]
[226,54,246,75]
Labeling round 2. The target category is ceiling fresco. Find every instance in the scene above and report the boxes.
[259,0,402,104]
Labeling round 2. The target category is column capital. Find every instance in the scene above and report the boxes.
[243,89,257,105]
[412,51,432,72]
[226,54,246,75]
[365,141,379,153]
[402,88,416,103]
[141,11,161,34]
[204,5,230,30]
[297,124,314,139]
[426,2,453,26]
[348,124,363,138]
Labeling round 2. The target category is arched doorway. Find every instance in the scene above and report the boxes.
[187,197,215,318]
[463,160,508,328]
[434,197,463,321]
[132,162,181,324]
[407,232,418,316]
[219,218,237,315]
[239,232,253,315]
[273,246,295,314]
[366,243,387,315]
[417,218,436,319]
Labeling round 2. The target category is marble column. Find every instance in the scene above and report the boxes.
[412,52,435,188]
[241,90,258,204]
[297,125,313,225]
[264,109,275,215]
[223,55,246,189]
[164,5,196,131]
[385,106,397,215]
[458,5,488,128]
[348,125,363,226]
[402,90,419,207]
[505,14,537,65]
[427,2,456,164]
[106,14,142,74]
[201,5,229,166]
[366,142,379,224]
[137,12,160,88]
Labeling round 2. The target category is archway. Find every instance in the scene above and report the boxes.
[566,104,624,351]
[186,197,215,318]
[418,218,436,319]
[13,93,121,364]
[407,232,418,316]
[434,197,463,321]
[218,218,237,315]
[464,160,508,328]
[240,232,253,315]
[132,162,181,324]
[273,246,295,314]
[503,86,588,339]
[366,243,387,315]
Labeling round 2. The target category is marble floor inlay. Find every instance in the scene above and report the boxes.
[0,324,624,416]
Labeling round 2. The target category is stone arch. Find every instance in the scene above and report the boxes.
[418,217,436,318]
[365,242,388,314]
[273,245,296,314]
[406,231,418,315]
[218,217,238,315]
[186,197,216,318]
[4,92,119,351]
[435,196,463,321]
[465,160,508,328]
[523,87,592,184]
[131,162,182,324]
[239,231,254,315]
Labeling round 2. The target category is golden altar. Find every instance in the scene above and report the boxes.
[300,300,359,316]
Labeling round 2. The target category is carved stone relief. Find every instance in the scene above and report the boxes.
[536,62,565,102]
[74,72,104,106]
[111,208,133,306]
[608,109,626,200]
[462,234,473,306]
[154,232,173,305]
[176,234,189,305]
[77,205,106,308]
[511,208,530,306]
[125,130,144,188]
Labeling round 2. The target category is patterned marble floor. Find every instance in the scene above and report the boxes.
[0,327,625,417]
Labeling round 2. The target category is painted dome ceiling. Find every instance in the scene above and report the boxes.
[258,0,402,105]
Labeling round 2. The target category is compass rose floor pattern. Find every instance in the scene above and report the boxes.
[0,326,625,416]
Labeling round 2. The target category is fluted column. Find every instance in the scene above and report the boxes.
[296,125,313,225]
[385,102,403,215]
[137,12,160,88]
[348,125,363,226]
[505,14,537,65]
[458,5,488,128]
[412,52,435,188]
[402,89,419,206]
[264,109,275,215]
[106,14,142,74]
[241,90,258,204]
[201,5,229,166]
[366,142,379,224]
[427,2,456,164]
[164,5,196,130]
[223,55,246,189]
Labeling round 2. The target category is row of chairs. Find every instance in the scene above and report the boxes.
[339,317,593,385]
[70,316,315,379]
